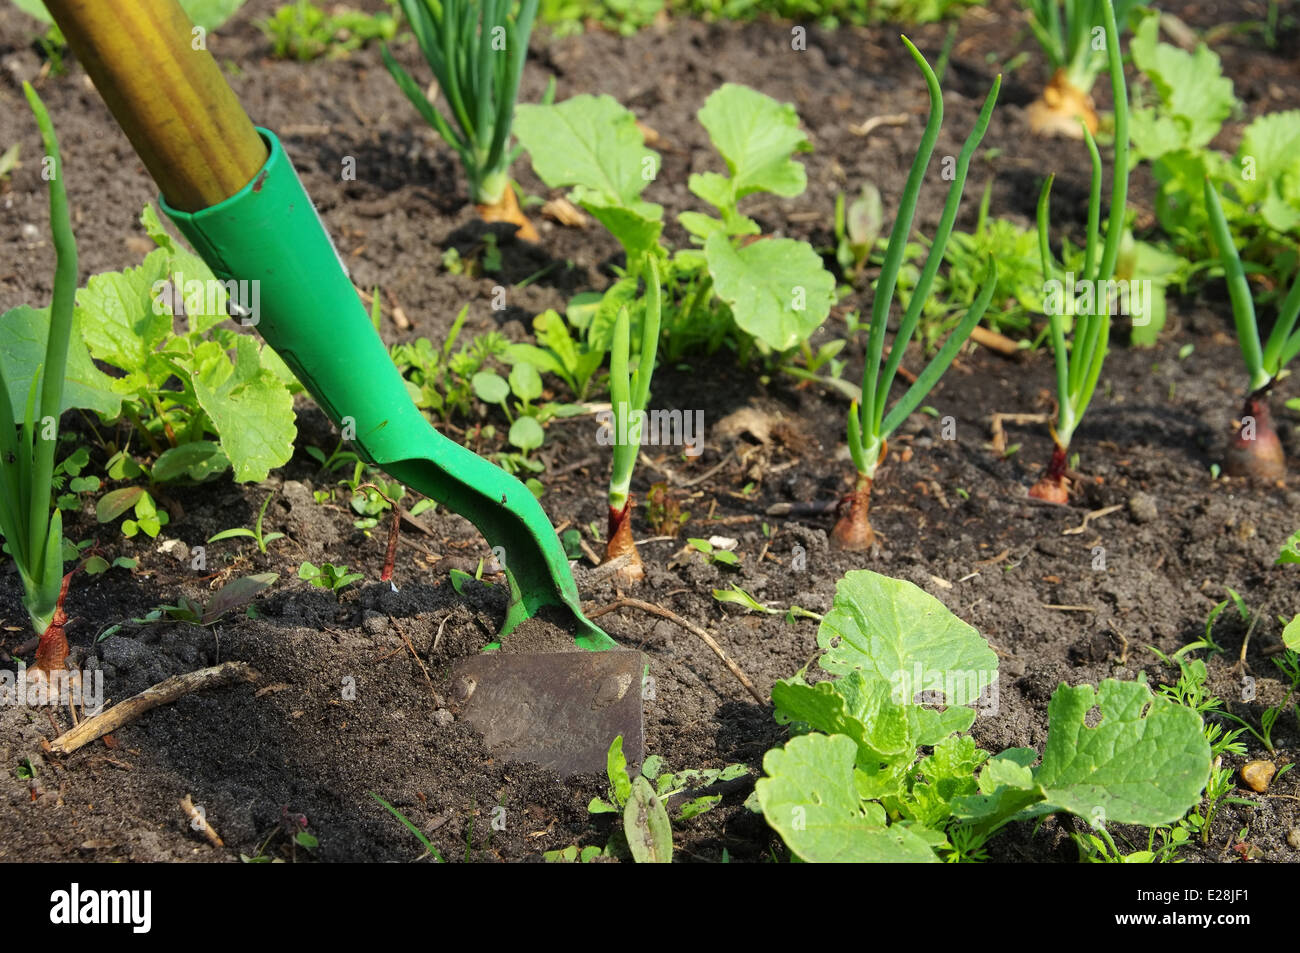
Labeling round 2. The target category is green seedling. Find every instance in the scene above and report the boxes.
[1216,649,1300,755]
[834,183,883,281]
[369,792,445,862]
[1020,0,1144,137]
[299,561,363,593]
[382,0,542,236]
[1030,0,1129,502]
[832,43,1000,549]
[686,537,738,568]
[208,492,285,553]
[1206,178,1300,480]
[0,85,81,681]
[133,572,278,627]
[515,82,837,358]
[546,735,745,863]
[258,0,397,61]
[756,571,1211,862]
[0,142,19,187]
[602,258,661,582]
[712,584,822,623]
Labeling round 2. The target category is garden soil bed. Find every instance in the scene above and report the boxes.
[1,0,1298,862]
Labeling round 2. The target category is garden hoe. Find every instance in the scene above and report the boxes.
[42,0,643,775]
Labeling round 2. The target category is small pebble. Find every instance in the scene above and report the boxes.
[361,611,388,636]
[156,538,189,563]
[432,708,454,727]
[1287,829,1300,850]
[1242,760,1276,793]
[1127,492,1158,524]
[20,223,39,242]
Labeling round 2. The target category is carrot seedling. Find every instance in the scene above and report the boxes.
[1204,178,1300,480]
[600,258,662,582]
[382,0,542,238]
[1029,0,1129,502]
[831,41,1000,550]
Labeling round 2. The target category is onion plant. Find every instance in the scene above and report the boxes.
[831,42,1000,551]
[382,0,541,239]
[0,84,77,680]
[602,258,662,583]
[1029,0,1129,502]
[1021,0,1144,138]
[1206,178,1300,480]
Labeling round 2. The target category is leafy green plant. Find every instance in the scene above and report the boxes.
[258,0,397,60]
[381,0,542,235]
[546,735,745,863]
[1205,178,1300,481]
[505,307,605,401]
[600,259,660,582]
[1029,0,1128,502]
[830,42,1000,550]
[1149,651,1253,848]
[1019,0,1144,137]
[64,205,299,485]
[299,561,364,593]
[538,0,663,36]
[207,492,286,553]
[755,571,1212,863]
[391,307,505,423]
[0,85,82,680]
[1128,13,1300,276]
[514,82,837,358]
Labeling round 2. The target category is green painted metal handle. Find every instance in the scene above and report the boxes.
[162,129,615,650]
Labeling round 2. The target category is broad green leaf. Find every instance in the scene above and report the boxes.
[139,204,228,334]
[508,415,544,452]
[1035,679,1212,827]
[508,360,543,403]
[817,570,998,708]
[1283,614,1300,651]
[96,486,145,523]
[756,733,938,863]
[151,440,226,483]
[1129,15,1235,157]
[192,335,295,483]
[514,96,662,218]
[76,251,172,374]
[696,84,811,205]
[0,306,121,422]
[771,673,910,762]
[908,735,986,828]
[585,205,664,271]
[623,776,673,863]
[606,735,632,808]
[704,235,834,352]
[1235,110,1300,232]
[472,370,509,404]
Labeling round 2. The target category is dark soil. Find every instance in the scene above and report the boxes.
[1,0,1298,863]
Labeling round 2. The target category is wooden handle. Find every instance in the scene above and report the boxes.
[44,0,267,211]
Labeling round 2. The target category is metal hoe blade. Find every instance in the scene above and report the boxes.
[451,651,645,776]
